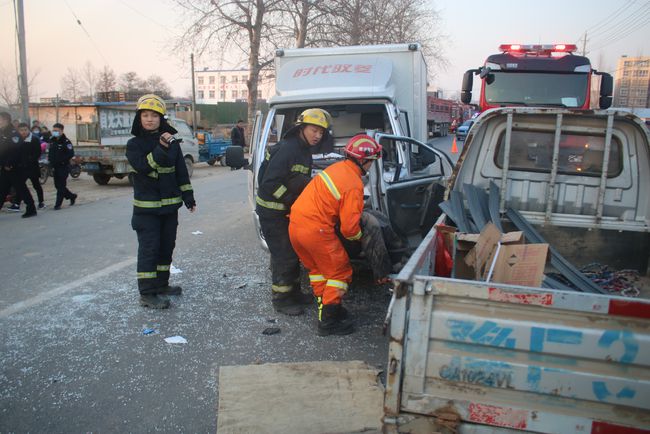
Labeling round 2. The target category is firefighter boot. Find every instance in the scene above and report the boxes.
[139,294,170,309]
[272,290,304,316]
[157,285,183,296]
[290,283,313,305]
[317,302,354,336]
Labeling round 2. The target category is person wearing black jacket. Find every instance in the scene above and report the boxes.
[255,108,331,316]
[126,94,196,309]
[15,123,45,208]
[0,112,37,218]
[48,123,77,210]
[230,119,246,148]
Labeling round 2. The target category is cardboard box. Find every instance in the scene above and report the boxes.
[491,243,549,287]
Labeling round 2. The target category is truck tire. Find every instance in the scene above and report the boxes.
[70,164,82,178]
[207,158,217,166]
[225,146,245,169]
[93,173,111,185]
[185,156,194,178]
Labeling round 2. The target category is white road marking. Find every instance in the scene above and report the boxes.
[0,257,136,318]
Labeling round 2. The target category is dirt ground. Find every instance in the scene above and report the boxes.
[7,162,226,209]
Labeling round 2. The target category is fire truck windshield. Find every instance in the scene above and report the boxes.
[484,71,589,108]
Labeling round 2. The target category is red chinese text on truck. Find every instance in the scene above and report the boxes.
[461,44,613,111]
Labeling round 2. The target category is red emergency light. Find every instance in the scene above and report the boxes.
[499,44,577,54]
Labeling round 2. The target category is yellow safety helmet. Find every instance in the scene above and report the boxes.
[295,108,331,130]
[136,94,166,116]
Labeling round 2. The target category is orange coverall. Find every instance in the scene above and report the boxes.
[289,159,364,306]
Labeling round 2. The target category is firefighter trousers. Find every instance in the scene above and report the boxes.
[258,211,301,294]
[289,224,352,305]
[131,212,178,295]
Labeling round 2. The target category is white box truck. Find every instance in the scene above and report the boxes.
[246,43,454,249]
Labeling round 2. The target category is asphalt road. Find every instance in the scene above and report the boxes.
[0,164,392,432]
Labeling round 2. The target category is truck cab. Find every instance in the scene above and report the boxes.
[462,44,614,111]
[246,44,454,251]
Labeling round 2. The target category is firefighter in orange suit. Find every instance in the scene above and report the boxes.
[289,134,382,336]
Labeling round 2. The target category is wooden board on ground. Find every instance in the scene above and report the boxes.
[217,360,384,434]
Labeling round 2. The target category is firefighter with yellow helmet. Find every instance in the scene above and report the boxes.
[126,94,196,309]
[256,108,332,316]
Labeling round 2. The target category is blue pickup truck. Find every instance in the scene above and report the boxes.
[197,132,231,166]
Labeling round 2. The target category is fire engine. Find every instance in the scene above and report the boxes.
[461,44,613,111]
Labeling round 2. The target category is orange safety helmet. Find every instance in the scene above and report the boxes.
[344,134,382,162]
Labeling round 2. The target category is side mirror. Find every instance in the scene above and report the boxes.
[461,70,475,104]
[598,73,613,109]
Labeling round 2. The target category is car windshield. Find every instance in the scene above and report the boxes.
[484,71,589,108]
[461,121,472,127]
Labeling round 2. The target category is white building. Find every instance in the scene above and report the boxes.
[194,68,275,104]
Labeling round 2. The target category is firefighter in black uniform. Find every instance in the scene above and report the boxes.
[126,94,196,309]
[0,112,37,218]
[48,122,77,210]
[256,108,331,316]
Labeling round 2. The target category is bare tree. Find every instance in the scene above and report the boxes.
[119,71,143,94]
[96,66,117,94]
[143,75,172,99]
[60,67,84,102]
[81,61,97,101]
[275,0,330,48]
[174,0,284,123]
[0,65,41,107]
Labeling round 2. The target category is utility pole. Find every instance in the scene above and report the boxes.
[581,32,588,56]
[16,0,30,123]
[190,53,198,136]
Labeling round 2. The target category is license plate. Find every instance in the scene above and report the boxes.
[82,162,100,171]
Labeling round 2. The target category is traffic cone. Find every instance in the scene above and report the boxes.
[451,136,458,154]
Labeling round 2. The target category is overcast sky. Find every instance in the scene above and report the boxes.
[1,0,648,101]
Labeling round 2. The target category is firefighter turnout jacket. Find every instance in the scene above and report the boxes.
[290,159,364,241]
[256,134,312,214]
[126,131,195,215]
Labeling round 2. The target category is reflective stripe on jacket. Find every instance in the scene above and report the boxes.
[289,159,364,241]
[126,131,194,215]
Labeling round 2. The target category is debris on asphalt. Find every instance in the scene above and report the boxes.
[191,230,203,235]
[170,265,183,274]
[262,327,281,336]
[164,336,188,344]
[234,283,247,289]
[267,318,278,324]
[142,328,157,335]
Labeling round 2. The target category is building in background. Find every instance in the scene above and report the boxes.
[194,68,275,104]
[613,56,650,108]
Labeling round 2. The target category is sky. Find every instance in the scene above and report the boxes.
[1,0,649,102]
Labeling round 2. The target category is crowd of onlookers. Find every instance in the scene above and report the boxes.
[0,112,77,218]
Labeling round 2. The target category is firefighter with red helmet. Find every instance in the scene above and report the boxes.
[256,108,332,316]
[289,134,382,335]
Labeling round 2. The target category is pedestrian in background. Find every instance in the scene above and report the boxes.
[255,108,331,316]
[15,123,45,209]
[230,119,246,149]
[0,112,37,218]
[289,134,382,336]
[48,123,77,210]
[126,94,196,309]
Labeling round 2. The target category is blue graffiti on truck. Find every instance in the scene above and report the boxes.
[444,319,640,402]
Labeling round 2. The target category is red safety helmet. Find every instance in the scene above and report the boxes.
[344,134,382,162]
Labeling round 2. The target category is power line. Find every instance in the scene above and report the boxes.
[584,0,635,36]
[117,0,182,37]
[62,0,109,64]
[588,2,650,47]
[590,10,650,52]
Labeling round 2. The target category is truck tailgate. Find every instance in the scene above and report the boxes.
[385,226,650,433]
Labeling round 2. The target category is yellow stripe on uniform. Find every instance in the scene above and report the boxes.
[137,271,157,279]
[291,164,309,174]
[318,171,341,200]
[179,184,193,192]
[272,284,293,293]
[346,230,363,241]
[273,184,287,199]
[134,199,161,208]
[326,279,348,291]
[146,153,159,170]
[161,196,182,206]
[256,196,287,210]
[157,166,175,173]
[309,274,326,283]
